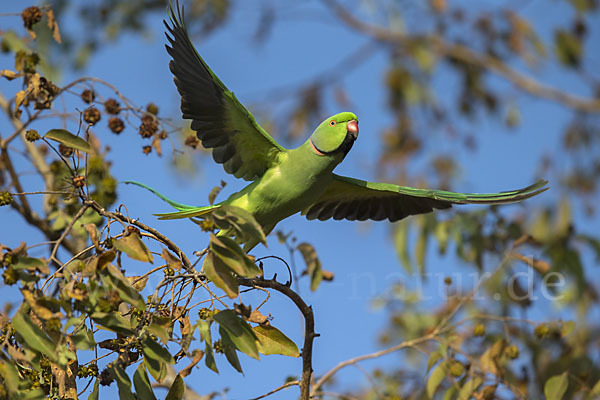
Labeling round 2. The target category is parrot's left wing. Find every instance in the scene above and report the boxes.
[302,174,549,222]
[165,2,286,181]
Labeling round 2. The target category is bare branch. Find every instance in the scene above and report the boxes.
[238,277,317,400]
[248,380,300,400]
[311,333,436,396]
[85,199,195,273]
[321,0,600,114]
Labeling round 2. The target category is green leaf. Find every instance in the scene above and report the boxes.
[71,324,96,350]
[545,372,569,400]
[213,309,259,359]
[219,326,243,373]
[297,242,323,291]
[12,306,58,364]
[44,129,92,153]
[99,264,146,310]
[416,227,427,274]
[91,312,135,336]
[210,234,261,277]
[12,257,49,274]
[141,334,174,383]
[133,363,157,400]
[427,361,447,399]
[211,205,266,245]
[394,222,412,272]
[197,320,218,373]
[426,350,443,373]
[554,29,581,67]
[0,360,20,395]
[253,325,299,357]
[165,374,185,400]
[441,386,458,400]
[203,251,239,298]
[457,377,483,400]
[561,320,576,337]
[87,379,99,400]
[88,379,100,400]
[109,364,136,400]
[113,233,154,263]
[577,234,600,262]
[590,380,600,398]
[147,322,170,345]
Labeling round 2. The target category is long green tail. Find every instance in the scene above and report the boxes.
[422,179,550,204]
[123,181,219,219]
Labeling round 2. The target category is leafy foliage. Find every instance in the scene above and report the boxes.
[1,0,599,399]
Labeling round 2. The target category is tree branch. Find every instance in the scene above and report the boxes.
[249,380,300,400]
[85,199,195,273]
[321,0,600,113]
[1,147,79,255]
[310,333,436,396]
[238,277,317,400]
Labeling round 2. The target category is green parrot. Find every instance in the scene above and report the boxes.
[127,3,548,250]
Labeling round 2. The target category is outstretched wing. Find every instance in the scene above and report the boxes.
[302,174,549,222]
[165,2,285,181]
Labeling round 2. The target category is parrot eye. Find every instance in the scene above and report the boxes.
[329,120,336,127]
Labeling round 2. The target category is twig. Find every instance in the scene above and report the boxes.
[238,277,317,400]
[310,333,436,395]
[85,200,194,273]
[48,204,89,264]
[248,380,300,400]
[321,0,600,114]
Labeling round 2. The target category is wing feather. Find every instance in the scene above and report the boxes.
[303,174,548,223]
[165,1,285,181]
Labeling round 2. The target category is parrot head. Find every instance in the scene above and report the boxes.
[309,112,359,157]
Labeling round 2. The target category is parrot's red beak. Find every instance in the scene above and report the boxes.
[347,120,358,140]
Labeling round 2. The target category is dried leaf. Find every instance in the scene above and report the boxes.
[46,8,62,44]
[84,223,101,250]
[248,309,269,324]
[152,135,162,156]
[297,242,323,291]
[113,233,153,263]
[161,248,182,271]
[21,289,54,320]
[127,275,149,292]
[0,70,20,80]
[179,350,204,377]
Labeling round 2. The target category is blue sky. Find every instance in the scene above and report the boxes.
[1,0,599,398]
